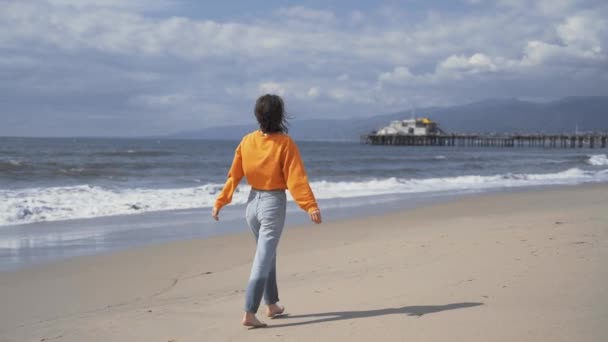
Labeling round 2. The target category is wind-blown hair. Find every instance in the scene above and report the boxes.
[254,94,288,134]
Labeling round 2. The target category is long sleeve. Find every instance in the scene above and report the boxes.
[214,143,244,210]
[282,138,319,213]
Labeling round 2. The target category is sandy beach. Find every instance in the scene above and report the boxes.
[1,184,607,341]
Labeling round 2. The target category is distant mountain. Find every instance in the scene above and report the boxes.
[173,119,353,142]
[171,96,608,141]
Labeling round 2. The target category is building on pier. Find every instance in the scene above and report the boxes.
[375,117,444,136]
[362,117,608,149]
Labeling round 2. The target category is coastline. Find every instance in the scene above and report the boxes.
[2,182,607,272]
[1,184,607,341]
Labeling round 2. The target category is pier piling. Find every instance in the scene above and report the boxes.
[361,133,608,149]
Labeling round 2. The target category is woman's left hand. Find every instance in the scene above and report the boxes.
[211,207,220,221]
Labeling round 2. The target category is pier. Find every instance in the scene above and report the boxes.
[361,133,608,148]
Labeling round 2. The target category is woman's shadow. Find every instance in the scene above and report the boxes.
[268,302,484,328]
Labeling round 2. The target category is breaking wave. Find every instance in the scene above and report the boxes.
[588,154,608,166]
[0,159,30,171]
[2,167,607,227]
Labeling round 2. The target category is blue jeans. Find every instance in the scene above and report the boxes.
[244,189,287,313]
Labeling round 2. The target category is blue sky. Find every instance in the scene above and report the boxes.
[1,0,607,136]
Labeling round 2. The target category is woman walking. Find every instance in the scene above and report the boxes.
[212,94,322,328]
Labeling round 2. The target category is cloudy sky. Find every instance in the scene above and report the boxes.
[1,0,607,136]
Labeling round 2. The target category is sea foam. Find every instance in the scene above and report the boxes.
[588,154,608,166]
[2,167,607,227]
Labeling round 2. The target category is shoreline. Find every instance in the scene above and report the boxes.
[1,183,607,341]
[1,182,605,273]
[1,182,607,272]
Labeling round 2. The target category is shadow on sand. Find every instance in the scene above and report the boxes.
[267,302,484,328]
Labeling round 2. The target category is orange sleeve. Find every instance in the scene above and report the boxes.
[282,138,319,213]
[214,142,244,210]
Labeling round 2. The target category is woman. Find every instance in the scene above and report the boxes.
[212,94,322,328]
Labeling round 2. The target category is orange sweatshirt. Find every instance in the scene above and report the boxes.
[214,130,319,213]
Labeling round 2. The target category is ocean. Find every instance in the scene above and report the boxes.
[2,136,608,226]
[1,136,608,270]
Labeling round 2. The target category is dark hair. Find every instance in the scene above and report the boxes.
[254,94,288,134]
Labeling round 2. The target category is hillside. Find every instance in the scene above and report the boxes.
[171,96,608,141]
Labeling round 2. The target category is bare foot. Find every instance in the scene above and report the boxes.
[242,312,267,328]
[266,303,285,318]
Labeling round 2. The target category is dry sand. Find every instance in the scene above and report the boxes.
[1,185,607,342]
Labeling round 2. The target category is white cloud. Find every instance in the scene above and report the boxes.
[521,12,607,66]
[327,87,376,104]
[378,66,414,83]
[0,3,286,59]
[556,12,607,49]
[258,82,287,96]
[132,93,192,107]
[1,1,607,135]
[307,87,320,98]
[522,40,604,66]
[1,1,531,65]
[438,53,498,73]
[534,0,585,17]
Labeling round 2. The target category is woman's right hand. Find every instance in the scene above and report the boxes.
[211,206,220,221]
[309,209,322,224]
